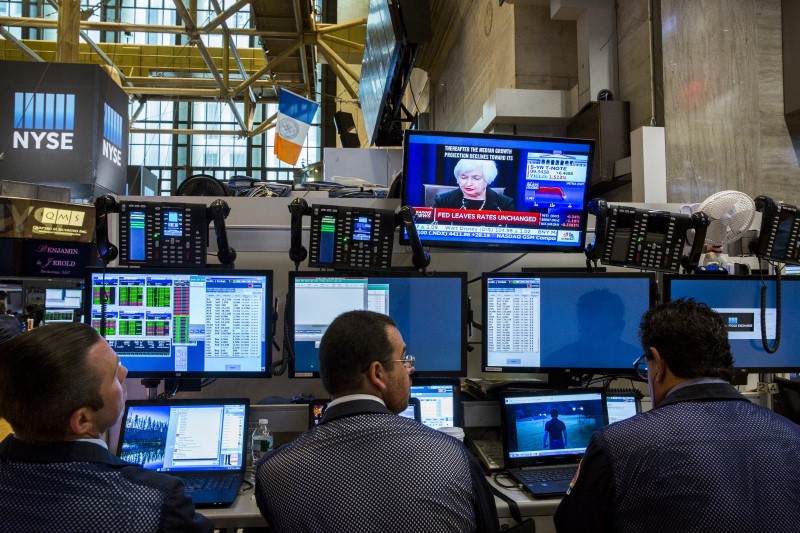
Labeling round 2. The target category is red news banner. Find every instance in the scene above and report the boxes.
[413,207,541,226]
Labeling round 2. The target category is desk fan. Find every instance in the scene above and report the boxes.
[685,190,756,271]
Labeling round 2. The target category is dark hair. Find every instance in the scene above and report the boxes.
[639,298,734,381]
[551,409,559,418]
[319,310,397,396]
[0,323,105,443]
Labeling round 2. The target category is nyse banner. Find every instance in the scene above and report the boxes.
[0,60,128,195]
[0,197,95,243]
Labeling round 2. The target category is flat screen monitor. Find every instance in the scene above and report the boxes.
[401,130,595,252]
[45,288,83,309]
[482,272,655,374]
[606,393,641,424]
[410,378,461,428]
[85,268,273,378]
[288,271,467,378]
[663,275,800,373]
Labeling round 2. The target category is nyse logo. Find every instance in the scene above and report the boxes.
[12,92,75,150]
[102,103,123,166]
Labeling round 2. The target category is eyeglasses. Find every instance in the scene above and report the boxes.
[387,354,415,371]
[633,352,649,380]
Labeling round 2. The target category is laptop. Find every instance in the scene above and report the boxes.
[117,398,249,507]
[308,397,421,428]
[410,377,461,428]
[606,392,641,424]
[500,389,607,498]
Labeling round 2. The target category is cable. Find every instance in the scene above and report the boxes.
[759,264,782,353]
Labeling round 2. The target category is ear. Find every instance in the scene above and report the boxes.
[67,407,96,438]
[649,347,666,381]
[365,360,389,393]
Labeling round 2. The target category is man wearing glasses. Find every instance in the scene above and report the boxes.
[254,310,498,532]
[554,298,800,532]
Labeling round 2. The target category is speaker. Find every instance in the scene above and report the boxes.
[340,132,360,148]
[334,111,356,134]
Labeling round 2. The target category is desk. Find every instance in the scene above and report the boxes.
[201,476,561,532]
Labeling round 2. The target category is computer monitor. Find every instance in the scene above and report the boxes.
[482,272,655,375]
[45,288,83,309]
[605,393,641,424]
[410,378,461,428]
[288,272,467,378]
[663,275,800,374]
[401,130,595,253]
[85,268,273,378]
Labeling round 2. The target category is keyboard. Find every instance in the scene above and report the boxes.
[472,439,505,471]
[517,466,576,483]
[183,476,237,492]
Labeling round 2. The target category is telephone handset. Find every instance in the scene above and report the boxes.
[288,197,310,269]
[397,205,431,271]
[208,199,236,266]
[749,195,800,265]
[586,199,709,273]
[94,194,119,264]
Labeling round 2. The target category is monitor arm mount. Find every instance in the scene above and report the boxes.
[207,199,236,266]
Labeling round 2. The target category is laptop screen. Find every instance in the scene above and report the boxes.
[606,394,640,424]
[501,390,606,463]
[410,381,458,428]
[118,400,248,473]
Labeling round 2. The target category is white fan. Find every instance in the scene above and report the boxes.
[693,190,756,267]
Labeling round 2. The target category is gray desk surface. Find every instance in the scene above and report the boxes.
[200,475,561,531]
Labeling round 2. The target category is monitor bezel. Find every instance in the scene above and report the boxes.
[400,129,595,253]
[84,267,273,379]
[663,273,800,374]
[481,271,656,375]
[287,270,468,379]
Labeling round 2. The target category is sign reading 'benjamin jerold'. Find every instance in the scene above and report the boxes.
[0,60,128,196]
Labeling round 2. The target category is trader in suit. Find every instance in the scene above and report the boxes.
[255,310,499,533]
[554,298,800,532]
[433,159,515,211]
[0,323,213,532]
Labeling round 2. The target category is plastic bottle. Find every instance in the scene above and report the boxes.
[250,418,273,482]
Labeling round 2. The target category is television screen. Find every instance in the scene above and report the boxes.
[288,271,467,378]
[664,275,800,373]
[482,272,655,374]
[85,268,272,378]
[402,130,595,252]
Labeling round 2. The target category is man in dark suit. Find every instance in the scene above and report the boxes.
[554,298,800,532]
[255,310,499,533]
[0,323,212,532]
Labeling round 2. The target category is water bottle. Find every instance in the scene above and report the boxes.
[250,418,273,482]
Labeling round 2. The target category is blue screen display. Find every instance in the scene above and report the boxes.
[290,273,467,377]
[665,275,800,371]
[483,273,654,373]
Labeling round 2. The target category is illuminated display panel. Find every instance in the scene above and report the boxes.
[402,130,595,252]
[85,268,272,378]
[664,275,800,373]
[482,272,654,374]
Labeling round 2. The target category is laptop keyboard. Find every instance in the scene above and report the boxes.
[518,467,576,483]
[183,476,238,492]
